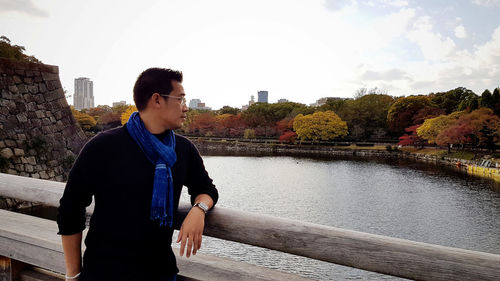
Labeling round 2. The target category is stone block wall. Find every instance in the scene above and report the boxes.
[0,57,87,183]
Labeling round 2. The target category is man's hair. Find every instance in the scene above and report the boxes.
[133,68,183,111]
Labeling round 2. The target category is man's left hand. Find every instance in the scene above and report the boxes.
[176,206,205,258]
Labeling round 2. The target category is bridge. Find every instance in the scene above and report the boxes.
[1,172,500,280]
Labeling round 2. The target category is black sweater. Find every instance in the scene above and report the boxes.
[57,126,218,281]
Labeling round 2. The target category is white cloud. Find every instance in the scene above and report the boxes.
[455,25,467,38]
[379,0,409,7]
[407,16,456,62]
[472,0,500,7]
[0,0,48,17]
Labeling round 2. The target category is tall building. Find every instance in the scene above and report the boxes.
[258,91,268,103]
[189,99,202,109]
[74,77,94,110]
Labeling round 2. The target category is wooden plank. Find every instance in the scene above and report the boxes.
[175,203,500,281]
[0,209,310,281]
[2,173,500,280]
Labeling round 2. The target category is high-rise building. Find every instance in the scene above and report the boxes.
[189,99,202,109]
[74,77,94,110]
[258,91,268,103]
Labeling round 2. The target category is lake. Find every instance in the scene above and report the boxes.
[176,156,500,280]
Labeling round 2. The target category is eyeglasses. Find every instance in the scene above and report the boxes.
[160,95,187,106]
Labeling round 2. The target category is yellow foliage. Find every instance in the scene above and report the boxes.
[71,107,96,130]
[293,111,348,141]
[417,111,465,144]
[121,105,138,125]
[214,114,233,121]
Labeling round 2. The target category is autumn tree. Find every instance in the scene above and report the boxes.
[417,111,465,144]
[293,111,348,141]
[387,95,435,135]
[71,107,97,131]
[398,125,425,148]
[436,108,500,151]
[120,105,138,125]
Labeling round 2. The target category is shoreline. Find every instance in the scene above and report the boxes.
[190,138,500,189]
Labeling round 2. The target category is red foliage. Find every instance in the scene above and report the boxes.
[279,131,297,143]
[398,124,425,147]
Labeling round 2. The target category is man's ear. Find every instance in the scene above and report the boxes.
[150,93,162,107]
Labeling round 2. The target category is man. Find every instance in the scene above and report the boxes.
[57,68,218,281]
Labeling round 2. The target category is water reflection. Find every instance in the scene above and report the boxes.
[177,156,500,280]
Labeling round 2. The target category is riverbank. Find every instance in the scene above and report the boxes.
[190,138,500,185]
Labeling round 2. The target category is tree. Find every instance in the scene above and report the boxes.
[417,111,465,144]
[387,95,435,135]
[0,36,41,63]
[293,111,348,141]
[341,94,395,139]
[71,107,97,130]
[120,105,138,125]
[215,106,241,115]
[436,108,500,151]
[187,113,216,136]
[480,89,494,109]
[492,88,500,116]
[430,87,477,114]
[398,124,425,148]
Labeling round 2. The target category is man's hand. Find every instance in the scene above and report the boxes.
[176,206,205,258]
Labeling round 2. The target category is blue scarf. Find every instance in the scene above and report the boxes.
[126,112,177,227]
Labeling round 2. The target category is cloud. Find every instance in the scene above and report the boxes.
[406,16,456,61]
[360,68,412,81]
[454,25,467,38]
[471,0,500,7]
[0,0,49,17]
[377,0,409,7]
[323,0,354,11]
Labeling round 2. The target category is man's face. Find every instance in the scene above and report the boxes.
[160,81,188,130]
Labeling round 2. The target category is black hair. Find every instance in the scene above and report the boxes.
[133,68,183,111]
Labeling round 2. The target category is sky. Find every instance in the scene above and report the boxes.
[1,0,500,110]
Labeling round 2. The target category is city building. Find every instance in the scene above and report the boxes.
[277,98,289,103]
[258,91,268,103]
[112,101,127,107]
[189,99,202,109]
[188,99,211,110]
[242,95,257,111]
[313,97,345,107]
[74,77,94,110]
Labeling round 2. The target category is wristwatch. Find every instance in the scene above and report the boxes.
[193,202,209,213]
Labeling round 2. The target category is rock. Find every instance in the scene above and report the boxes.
[1,148,14,159]
[13,148,25,156]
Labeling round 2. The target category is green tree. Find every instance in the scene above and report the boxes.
[0,36,41,63]
[293,111,348,141]
[430,87,476,114]
[480,89,494,109]
[216,106,241,115]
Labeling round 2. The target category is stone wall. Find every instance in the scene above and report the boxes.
[0,57,87,184]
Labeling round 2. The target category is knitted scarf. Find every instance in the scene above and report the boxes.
[126,112,177,227]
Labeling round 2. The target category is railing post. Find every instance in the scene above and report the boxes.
[0,256,13,281]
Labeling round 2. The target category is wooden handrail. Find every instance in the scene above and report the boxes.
[1,172,500,281]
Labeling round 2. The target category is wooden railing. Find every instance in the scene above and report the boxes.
[1,172,500,281]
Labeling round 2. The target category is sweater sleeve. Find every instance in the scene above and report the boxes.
[57,138,98,235]
[184,142,219,206]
